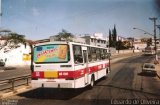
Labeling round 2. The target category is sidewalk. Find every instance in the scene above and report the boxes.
[150,58,160,78]
[110,52,142,60]
[0,66,16,70]
[0,66,30,71]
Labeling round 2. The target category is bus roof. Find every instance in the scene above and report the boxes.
[34,41,108,49]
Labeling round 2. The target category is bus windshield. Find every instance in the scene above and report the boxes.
[33,44,69,63]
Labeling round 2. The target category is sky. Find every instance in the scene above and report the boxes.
[1,0,160,40]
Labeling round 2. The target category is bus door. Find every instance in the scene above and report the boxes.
[82,47,89,84]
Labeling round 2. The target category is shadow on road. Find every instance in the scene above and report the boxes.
[95,84,160,97]
[137,71,157,77]
[157,74,160,79]
[18,87,88,100]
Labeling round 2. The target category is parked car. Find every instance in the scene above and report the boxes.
[142,63,157,74]
[0,61,5,67]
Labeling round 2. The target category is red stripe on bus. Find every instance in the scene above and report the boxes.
[58,71,74,78]
[32,71,44,78]
[105,63,109,68]
[89,65,98,73]
[58,69,86,79]
[32,63,109,79]
[89,64,104,73]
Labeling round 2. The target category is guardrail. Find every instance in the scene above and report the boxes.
[0,75,31,91]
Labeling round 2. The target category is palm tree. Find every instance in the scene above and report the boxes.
[54,29,74,41]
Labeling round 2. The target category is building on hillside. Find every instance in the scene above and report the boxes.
[50,33,109,47]
[117,36,127,41]
[133,38,147,51]
[156,40,160,50]
[82,33,108,47]
[154,39,160,51]
[50,36,86,44]
[34,39,50,44]
[140,38,160,51]
[0,37,31,68]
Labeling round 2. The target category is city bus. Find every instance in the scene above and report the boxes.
[31,41,110,89]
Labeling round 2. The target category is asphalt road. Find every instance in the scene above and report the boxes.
[1,54,160,105]
[0,53,138,91]
[0,68,30,81]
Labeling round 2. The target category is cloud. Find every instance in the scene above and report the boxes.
[32,7,40,16]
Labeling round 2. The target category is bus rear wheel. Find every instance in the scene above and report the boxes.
[103,68,109,79]
[89,75,95,89]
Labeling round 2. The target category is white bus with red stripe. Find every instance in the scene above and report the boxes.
[31,41,110,88]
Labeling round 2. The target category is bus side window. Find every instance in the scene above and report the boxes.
[103,49,108,59]
[100,49,105,60]
[96,48,101,60]
[87,47,92,62]
[91,47,97,61]
[73,45,83,64]
[74,55,83,64]
[83,50,87,63]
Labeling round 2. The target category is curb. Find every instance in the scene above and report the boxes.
[0,70,4,72]
[111,53,141,62]
[0,85,32,99]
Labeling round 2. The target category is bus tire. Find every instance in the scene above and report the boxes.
[107,68,110,74]
[89,75,95,89]
[104,68,109,79]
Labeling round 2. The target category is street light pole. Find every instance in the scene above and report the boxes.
[149,17,158,63]
[149,17,157,53]
[133,27,154,46]
[133,27,153,36]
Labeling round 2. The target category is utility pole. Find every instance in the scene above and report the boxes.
[157,25,160,40]
[157,25,160,57]
[108,30,111,73]
[0,0,2,28]
[149,17,158,62]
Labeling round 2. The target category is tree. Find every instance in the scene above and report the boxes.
[122,41,129,48]
[7,33,25,48]
[0,32,26,51]
[116,40,122,51]
[110,24,117,48]
[116,40,129,50]
[109,29,112,47]
[54,29,74,41]
[112,24,117,41]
